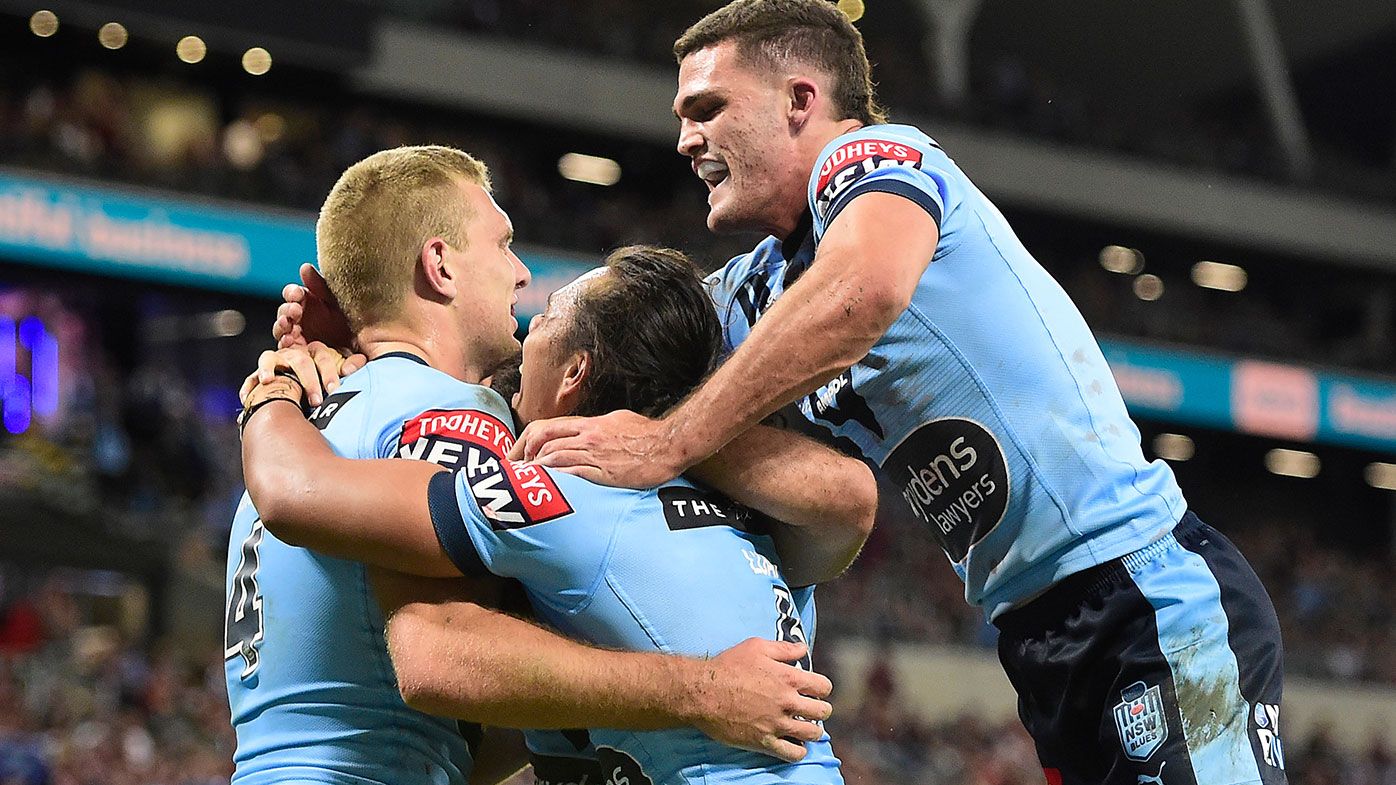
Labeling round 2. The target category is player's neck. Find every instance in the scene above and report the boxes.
[357,326,488,385]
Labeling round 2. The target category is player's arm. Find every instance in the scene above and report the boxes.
[368,567,826,756]
[516,193,937,486]
[686,422,876,585]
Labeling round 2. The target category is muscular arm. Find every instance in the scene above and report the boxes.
[371,569,779,733]
[686,423,876,586]
[667,194,938,467]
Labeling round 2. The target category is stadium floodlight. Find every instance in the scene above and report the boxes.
[1152,433,1195,462]
[558,153,622,186]
[1132,273,1164,301]
[1099,245,1145,275]
[29,10,58,37]
[1366,462,1396,491]
[98,22,128,50]
[1264,448,1320,478]
[1192,261,1248,292]
[177,35,207,64]
[837,0,865,22]
[243,47,272,76]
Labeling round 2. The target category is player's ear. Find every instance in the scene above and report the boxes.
[555,350,590,409]
[419,238,458,300]
[787,77,818,130]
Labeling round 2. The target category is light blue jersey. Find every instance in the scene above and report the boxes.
[225,352,508,785]
[707,124,1187,619]
[425,424,842,785]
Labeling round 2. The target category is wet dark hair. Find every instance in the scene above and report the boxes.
[560,245,722,419]
[674,0,887,126]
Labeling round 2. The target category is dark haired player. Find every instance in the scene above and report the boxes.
[244,247,873,785]
[501,2,1289,784]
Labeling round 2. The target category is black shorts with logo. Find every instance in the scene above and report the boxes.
[994,512,1287,785]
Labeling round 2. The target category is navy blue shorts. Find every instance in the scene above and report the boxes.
[994,512,1287,785]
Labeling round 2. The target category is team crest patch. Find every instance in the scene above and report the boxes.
[1113,681,1168,762]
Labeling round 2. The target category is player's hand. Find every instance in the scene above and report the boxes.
[273,263,355,351]
[239,341,367,408]
[509,410,687,488]
[684,638,833,762]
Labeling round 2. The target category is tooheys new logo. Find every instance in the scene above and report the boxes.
[398,408,573,528]
[883,418,1009,562]
[815,138,923,216]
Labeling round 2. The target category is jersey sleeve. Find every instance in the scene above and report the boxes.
[808,128,950,240]
[426,453,637,613]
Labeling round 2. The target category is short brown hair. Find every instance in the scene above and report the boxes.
[674,0,887,126]
[561,246,722,419]
[316,145,491,331]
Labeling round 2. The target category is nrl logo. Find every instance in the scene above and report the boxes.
[1113,681,1168,762]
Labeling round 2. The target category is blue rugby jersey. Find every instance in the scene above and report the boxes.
[707,124,1187,619]
[425,437,842,785]
[225,353,508,785]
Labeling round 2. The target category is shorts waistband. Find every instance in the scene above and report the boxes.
[994,511,1203,637]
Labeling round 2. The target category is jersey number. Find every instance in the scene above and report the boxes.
[773,585,812,671]
[225,519,266,679]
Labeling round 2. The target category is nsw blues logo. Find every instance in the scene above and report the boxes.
[1113,681,1168,762]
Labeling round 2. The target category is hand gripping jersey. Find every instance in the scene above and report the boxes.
[224,353,503,785]
[426,435,841,785]
[707,124,1188,619]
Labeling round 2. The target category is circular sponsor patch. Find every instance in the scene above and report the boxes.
[1254,702,1269,728]
[882,418,1009,562]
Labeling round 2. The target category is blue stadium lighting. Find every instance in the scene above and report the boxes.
[0,316,60,433]
[4,373,30,435]
[22,316,59,416]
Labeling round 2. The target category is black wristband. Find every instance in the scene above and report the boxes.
[238,388,304,433]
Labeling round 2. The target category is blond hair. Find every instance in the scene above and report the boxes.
[316,145,491,331]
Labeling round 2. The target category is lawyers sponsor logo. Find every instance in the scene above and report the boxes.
[1253,702,1285,769]
[882,417,1008,562]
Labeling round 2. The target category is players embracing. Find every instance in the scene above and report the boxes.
[226,146,853,785]
[507,2,1289,784]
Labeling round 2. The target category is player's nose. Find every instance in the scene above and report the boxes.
[512,250,531,288]
[676,120,703,158]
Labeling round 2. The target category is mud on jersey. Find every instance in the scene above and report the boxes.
[707,124,1187,619]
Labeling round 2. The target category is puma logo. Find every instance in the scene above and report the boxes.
[1137,761,1166,785]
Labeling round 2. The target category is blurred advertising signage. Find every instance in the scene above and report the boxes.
[0,170,312,296]
[0,171,598,311]
[1103,340,1396,454]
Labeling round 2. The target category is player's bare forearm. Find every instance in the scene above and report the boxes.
[688,424,876,585]
[376,571,833,761]
[386,595,695,728]
[241,403,460,577]
[669,193,939,466]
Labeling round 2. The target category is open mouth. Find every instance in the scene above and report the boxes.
[696,160,730,191]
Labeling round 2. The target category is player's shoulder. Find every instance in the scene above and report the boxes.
[810,123,955,229]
